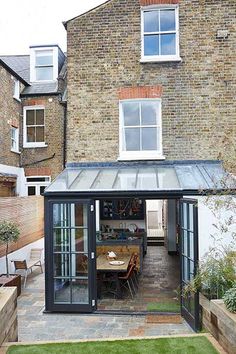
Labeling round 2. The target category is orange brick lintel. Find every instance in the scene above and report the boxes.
[23,99,46,106]
[24,167,52,177]
[140,0,179,6]
[118,86,163,100]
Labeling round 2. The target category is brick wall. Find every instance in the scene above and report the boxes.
[20,96,65,179]
[0,66,23,167]
[66,0,236,163]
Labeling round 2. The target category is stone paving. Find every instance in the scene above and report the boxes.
[98,246,180,311]
[17,248,192,342]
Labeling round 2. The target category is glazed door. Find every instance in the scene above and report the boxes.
[180,199,200,332]
[45,200,96,313]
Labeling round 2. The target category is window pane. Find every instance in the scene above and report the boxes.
[36,109,44,125]
[160,9,176,31]
[35,50,53,65]
[35,127,44,142]
[141,102,157,125]
[74,204,88,227]
[28,186,36,195]
[26,110,35,125]
[160,34,176,55]
[142,127,157,150]
[144,11,159,32]
[72,253,88,276]
[71,278,89,304]
[124,128,140,151]
[54,279,70,303]
[54,253,70,277]
[27,127,35,142]
[144,35,159,56]
[40,186,46,195]
[36,67,53,80]
[123,102,139,126]
[53,228,69,252]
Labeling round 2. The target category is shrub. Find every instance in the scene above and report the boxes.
[0,221,20,277]
[223,285,236,313]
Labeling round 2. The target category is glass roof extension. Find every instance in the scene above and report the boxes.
[45,161,236,194]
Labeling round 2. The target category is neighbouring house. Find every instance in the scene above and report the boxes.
[0,44,66,197]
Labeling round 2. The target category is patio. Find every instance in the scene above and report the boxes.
[16,246,193,342]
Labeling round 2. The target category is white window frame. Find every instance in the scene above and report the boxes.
[30,46,58,82]
[23,105,47,148]
[26,176,51,196]
[13,79,20,101]
[118,99,164,161]
[141,5,181,63]
[11,126,19,153]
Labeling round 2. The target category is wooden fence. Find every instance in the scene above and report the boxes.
[0,196,44,257]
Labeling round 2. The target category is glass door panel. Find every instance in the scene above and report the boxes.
[46,200,96,312]
[180,199,200,332]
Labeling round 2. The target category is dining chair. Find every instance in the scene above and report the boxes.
[119,264,136,298]
[129,253,139,288]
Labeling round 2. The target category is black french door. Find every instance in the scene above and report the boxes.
[45,199,96,313]
[180,198,200,332]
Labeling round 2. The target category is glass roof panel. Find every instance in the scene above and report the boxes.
[113,169,137,190]
[70,169,100,190]
[157,167,180,189]
[175,165,209,190]
[91,169,118,190]
[46,169,68,192]
[136,168,158,190]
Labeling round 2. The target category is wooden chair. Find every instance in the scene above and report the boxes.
[12,248,43,288]
[129,253,139,288]
[119,264,136,298]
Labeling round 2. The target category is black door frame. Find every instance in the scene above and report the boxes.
[179,198,200,332]
[45,197,96,313]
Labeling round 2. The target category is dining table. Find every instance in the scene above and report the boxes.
[96,254,131,299]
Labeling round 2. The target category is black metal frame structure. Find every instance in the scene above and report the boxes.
[44,190,203,330]
[180,198,200,332]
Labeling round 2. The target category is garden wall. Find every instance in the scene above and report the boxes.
[200,294,236,354]
[0,196,44,257]
[0,287,18,344]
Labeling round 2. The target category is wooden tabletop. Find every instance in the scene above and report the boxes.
[96,254,131,272]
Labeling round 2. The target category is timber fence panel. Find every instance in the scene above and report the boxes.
[0,196,44,257]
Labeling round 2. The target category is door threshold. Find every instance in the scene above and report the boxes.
[95,310,181,316]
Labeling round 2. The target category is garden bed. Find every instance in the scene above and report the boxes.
[200,293,236,354]
[0,287,18,345]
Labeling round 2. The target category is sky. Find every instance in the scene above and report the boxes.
[0,0,107,55]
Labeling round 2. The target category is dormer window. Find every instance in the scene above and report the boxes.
[35,50,53,81]
[29,45,64,82]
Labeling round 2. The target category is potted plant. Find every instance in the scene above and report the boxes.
[0,220,21,296]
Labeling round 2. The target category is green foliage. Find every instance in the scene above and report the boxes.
[0,220,20,277]
[7,337,218,354]
[223,284,236,313]
[0,221,20,244]
[183,250,236,300]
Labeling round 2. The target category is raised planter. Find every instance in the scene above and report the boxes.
[0,287,18,345]
[200,293,236,354]
[0,274,21,296]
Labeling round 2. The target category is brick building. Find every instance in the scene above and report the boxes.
[43,0,236,330]
[64,0,235,163]
[0,45,66,196]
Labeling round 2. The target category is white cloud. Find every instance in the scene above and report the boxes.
[0,0,107,54]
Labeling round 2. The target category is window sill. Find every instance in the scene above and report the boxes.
[118,154,166,161]
[23,143,48,149]
[13,96,21,102]
[11,149,21,154]
[140,57,182,64]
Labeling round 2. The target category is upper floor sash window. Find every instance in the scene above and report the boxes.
[141,6,180,62]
